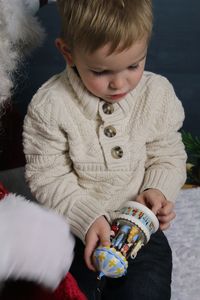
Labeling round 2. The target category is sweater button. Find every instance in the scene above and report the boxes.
[104,126,116,137]
[102,103,114,114]
[111,146,123,159]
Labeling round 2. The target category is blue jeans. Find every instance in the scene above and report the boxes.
[70,230,172,300]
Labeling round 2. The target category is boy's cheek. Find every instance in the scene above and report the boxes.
[85,80,105,95]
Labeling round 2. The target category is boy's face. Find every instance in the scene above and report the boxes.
[57,37,147,103]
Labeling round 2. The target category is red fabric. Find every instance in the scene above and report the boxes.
[53,273,87,300]
[31,273,87,300]
[0,182,9,200]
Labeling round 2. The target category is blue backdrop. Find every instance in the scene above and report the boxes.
[14,0,200,135]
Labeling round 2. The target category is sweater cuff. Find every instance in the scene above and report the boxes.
[140,168,185,201]
[67,198,110,243]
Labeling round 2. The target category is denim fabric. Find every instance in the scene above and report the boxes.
[70,230,172,300]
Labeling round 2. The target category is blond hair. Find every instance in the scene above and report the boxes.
[57,0,153,54]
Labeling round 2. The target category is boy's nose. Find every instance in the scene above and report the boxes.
[109,76,125,90]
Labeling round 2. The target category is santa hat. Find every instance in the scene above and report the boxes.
[0,181,87,300]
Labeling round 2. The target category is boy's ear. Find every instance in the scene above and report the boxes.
[55,38,74,66]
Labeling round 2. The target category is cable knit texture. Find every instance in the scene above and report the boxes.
[23,67,187,242]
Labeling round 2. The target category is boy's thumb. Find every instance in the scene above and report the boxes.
[100,235,111,247]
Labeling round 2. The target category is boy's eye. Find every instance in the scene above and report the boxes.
[91,70,109,76]
[128,64,139,70]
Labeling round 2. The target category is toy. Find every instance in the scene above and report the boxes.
[93,201,159,279]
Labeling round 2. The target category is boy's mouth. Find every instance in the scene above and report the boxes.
[109,92,127,100]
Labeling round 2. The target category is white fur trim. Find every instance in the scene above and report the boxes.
[0,0,45,105]
[24,0,40,15]
[0,194,74,290]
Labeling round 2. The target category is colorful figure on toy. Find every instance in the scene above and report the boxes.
[0,1,87,299]
[111,224,132,250]
[93,201,159,279]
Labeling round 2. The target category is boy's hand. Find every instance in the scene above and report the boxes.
[136,189,176,230]
[84,216,111,271]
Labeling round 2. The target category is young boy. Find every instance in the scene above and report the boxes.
[23,0,187,299]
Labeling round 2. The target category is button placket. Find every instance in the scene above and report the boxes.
[98,101,127,166]
[100,102,117,139]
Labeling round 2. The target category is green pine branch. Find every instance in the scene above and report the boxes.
[182,131,200,158]
[182,131,200,185]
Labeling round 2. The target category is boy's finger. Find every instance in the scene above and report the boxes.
[100,238,110,247]
[151,202,162,215]
[158,201,174,216]
[84,236,98,271]
[99,229,111,247]
[136,194,144,202]
[158,211,176,224]
[159,222,170,231]
[137,195,162,215]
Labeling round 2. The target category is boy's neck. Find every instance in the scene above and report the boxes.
[72,66,80,77]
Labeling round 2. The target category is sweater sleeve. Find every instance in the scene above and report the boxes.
[23,93,110,243]
[140,78,187,201]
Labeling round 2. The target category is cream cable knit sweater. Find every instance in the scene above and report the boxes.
[23,67,187,242]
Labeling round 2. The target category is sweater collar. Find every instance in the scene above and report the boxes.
[66,67,99,120]
[65,66,142,120]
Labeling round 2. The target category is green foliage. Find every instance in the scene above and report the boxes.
[182,131,200,185]
[182,131,200,158]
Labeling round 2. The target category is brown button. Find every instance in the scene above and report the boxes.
[111,146,123,159]
[102,103,114,114]
[104,126,116,138]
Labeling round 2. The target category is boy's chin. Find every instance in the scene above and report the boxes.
[100,92,128,103]
[102,96,126,103]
